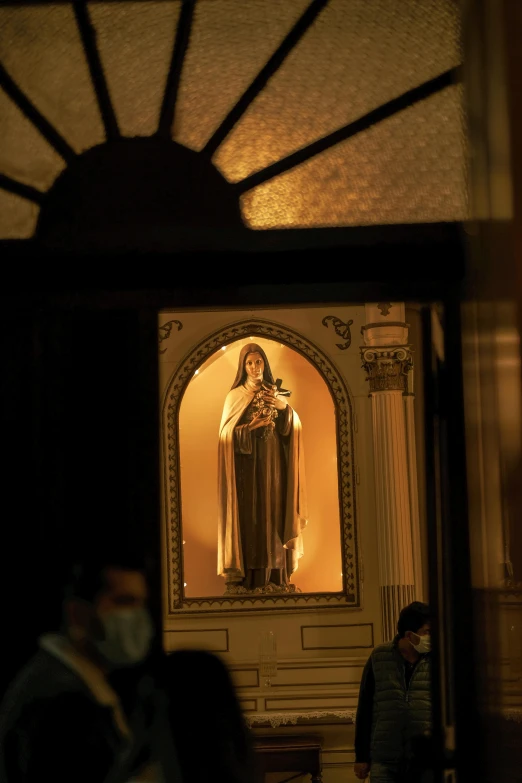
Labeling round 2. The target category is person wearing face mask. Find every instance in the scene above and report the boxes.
[0,555,179,783]
[354,602,432,783]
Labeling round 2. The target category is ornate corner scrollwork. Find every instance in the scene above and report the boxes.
[159,319,183,354]
[377,302,392,317]
[163,318,360,613]
[360,346,413,393]
[322,315,353,350]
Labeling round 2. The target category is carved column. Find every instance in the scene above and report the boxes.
[361,304,420,641]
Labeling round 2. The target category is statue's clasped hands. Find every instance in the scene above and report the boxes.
[248,389,287,432]
[263,388,287,411]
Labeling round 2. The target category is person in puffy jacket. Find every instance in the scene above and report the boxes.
[354,601,432,783]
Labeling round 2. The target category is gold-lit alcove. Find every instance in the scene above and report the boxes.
[163,318,357,610]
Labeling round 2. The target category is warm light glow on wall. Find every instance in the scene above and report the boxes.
[179,336,342,597]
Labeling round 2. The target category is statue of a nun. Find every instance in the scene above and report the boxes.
[217,343,308,593]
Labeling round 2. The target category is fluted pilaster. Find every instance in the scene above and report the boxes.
[370,389,415,640]
[361,303,420,641]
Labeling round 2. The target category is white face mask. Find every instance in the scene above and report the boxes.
[411,633,431,654]
[95,607,154,668]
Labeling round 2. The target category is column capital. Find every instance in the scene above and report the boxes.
[360,345,413,393]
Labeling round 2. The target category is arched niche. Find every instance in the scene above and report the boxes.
[162,319,360,613]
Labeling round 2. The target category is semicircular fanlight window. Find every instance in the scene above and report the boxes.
[0,0,466,246]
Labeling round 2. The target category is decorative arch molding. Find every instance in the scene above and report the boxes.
[162,318,360,614]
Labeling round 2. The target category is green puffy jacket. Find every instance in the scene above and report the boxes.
[370,638,432,764]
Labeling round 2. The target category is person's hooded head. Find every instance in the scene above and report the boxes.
[231,343,276,389]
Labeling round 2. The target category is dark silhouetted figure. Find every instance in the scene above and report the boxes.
[159,648,262,783]
[0,556,180,783]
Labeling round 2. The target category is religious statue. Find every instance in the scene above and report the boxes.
[217,343,308,594]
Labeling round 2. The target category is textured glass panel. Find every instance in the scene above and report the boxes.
[0,4,104,154]
[0,88,65,190]
[174,0,311,151]
[90,2,180,138]
[0,0,467,238]
[0,190,38,239]
[241,87,467,228]
[214,0,462,182]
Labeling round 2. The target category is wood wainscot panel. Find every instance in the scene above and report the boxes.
[240,699,257,712]
[272,663,364,688]
[301,624,374,650]
[231,668,260,689]
[164,628,229,652]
